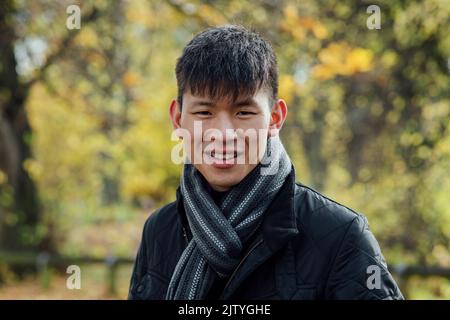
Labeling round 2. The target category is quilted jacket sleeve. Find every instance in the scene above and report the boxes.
[128,216,152,300]
[325,214,404,300]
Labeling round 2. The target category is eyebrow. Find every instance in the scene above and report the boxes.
[191,98,257,107]
[235,98,256,107]
[194,100,215,107]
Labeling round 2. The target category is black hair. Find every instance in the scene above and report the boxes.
[175,25,278,108]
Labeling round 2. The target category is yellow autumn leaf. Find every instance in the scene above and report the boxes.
[279,74,297,104]
[346,48,374,73]
[281,8,328,41]
[122,71,140,88]
[291,28,306,41]
[318,42,351,76]
[283,4,299,23]
[74,27,98,47]
[311,65,335,80]
[299,17,316,30]
[312,42,374,80]
[312,22,328,39]
[198,4,227,25]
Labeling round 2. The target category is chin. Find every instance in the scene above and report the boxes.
[197,164,252,191]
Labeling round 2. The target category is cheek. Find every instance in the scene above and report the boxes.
[243,116,270,132]
[179,113,191,130]
[179,117,198,142]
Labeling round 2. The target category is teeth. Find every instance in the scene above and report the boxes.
[210,151,236,160]
[218,154,235,160]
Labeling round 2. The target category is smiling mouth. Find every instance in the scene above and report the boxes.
[210,150,238,160]
[203,150,245,164]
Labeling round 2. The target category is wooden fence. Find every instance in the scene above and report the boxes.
[0,251,134,296]
[1,251,450,298]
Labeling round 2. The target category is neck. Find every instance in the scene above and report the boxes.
[210,185,230,192]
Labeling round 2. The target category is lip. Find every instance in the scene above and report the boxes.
[211,162,236,169]
[203,150,244,168]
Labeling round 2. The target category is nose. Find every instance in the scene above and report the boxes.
[215,112,235,134]
[207,112,237,148]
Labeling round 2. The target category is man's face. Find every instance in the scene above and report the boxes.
[170,88,286,191]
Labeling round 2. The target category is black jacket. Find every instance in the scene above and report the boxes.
[128,168,404,300]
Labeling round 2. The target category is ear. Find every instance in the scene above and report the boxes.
[269,99,288,137]
[169,99,182,130]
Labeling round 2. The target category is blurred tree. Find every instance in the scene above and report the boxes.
[0,0,99,251]
[0,0,38,251]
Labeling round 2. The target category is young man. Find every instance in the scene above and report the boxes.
[128,25,404,300]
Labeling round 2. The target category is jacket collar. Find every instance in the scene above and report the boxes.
[175,165,300,252]
[260,165,300,252]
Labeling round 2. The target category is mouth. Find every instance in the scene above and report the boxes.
[210,150,239,161]
[203,150,243,168]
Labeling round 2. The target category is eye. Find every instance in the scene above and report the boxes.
[192,111,212,116]
[236,111,256,116]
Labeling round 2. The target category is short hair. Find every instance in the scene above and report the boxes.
[175,25,278,108]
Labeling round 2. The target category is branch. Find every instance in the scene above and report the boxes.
[24,7,100,91]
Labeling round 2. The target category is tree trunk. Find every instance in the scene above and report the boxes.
[0,1,40,251]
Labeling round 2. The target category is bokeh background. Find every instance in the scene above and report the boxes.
[0,0,449,299]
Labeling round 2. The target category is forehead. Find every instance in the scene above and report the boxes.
[183,88,271,108]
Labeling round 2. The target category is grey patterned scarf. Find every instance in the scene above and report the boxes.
[166,136,292,300]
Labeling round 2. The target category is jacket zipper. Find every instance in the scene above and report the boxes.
[219,238,264,299]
